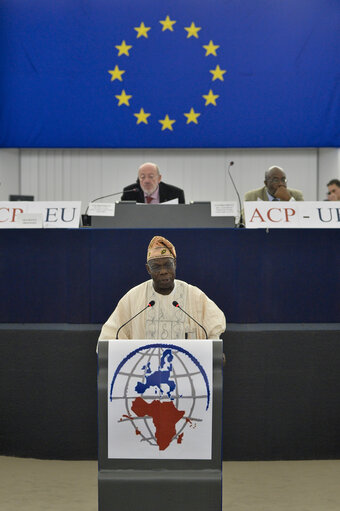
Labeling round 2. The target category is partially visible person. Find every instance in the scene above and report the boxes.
[98,235,225,342]
[327,179,340,201]
[121,162,185,204]
[244,166,304,202]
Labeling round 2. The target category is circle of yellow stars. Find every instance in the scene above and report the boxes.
[108,16,227,131]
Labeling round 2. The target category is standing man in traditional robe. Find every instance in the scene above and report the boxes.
[99,236,226,341]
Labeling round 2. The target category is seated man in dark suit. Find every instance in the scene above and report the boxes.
[327,179,340,201]
[121,162,185,204]
[244,166,304,202]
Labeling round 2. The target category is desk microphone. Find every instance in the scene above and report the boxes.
[83,187,138,224]
[85,187,138,215]
[90,187,138,205]
[227,161,244,228]
[172,301,208,339]
[116,300,155,339]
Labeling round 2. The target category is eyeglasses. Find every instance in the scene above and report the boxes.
[139,174,157,181]
[148,260,174,272]
[269,177,287,184]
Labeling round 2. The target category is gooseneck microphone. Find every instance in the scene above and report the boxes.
[84,187,138,216]
[83,187,139,225]
[172,301,208,339]
[227,161,244,228]
[90,187,138,205]
[116,300,155,339]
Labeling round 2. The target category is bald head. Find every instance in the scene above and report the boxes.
[138,162,162,195]
[264,166,288,196]
[265,166,285,181]
[138,162,160,175]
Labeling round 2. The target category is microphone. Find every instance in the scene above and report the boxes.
[227,161,244,228]
[85,187,138,213]
[83,187,138,224]
[172,301,208,339]
[116,300,155,339]
[90,187,138,205]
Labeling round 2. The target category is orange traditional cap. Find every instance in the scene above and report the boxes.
[147,236,176,261]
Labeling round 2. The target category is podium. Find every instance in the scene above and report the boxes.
[91,202,235,228]
[98,339,223,511]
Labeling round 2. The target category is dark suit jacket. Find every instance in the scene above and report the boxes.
[121,181,185,204]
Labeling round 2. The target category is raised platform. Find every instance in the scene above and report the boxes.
[1,323,339,461]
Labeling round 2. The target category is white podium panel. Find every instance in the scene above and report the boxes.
[98,339,223,511]
[107,340,213,460]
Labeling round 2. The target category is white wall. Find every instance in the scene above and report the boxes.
[318,149,340,200]
[0,149,20,201]
[1,147,339,212]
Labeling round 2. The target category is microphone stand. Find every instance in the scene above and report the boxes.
[227,162,244,228]
[173,301,208,339]
[82,187,138,227]
[116,300,155,339]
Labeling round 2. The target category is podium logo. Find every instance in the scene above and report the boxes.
[108,342,212,459]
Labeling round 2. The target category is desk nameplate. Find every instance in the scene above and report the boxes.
[0,201,81,228]
[244,201,340,228]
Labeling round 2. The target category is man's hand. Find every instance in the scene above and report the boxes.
[274,186,291,201]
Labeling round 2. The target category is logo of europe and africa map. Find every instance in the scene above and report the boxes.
[108,342,213,458]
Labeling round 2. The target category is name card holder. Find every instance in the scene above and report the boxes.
[0,201,81,228]
[244,201,340,228]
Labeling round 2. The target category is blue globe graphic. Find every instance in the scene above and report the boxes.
[110,343,210,450]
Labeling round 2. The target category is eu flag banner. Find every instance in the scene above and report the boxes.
[0,0,339,148]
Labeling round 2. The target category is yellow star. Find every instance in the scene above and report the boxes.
[134,22,151,38]
[159,15,176,32]
[108,66,125,82]
[202,89,219,106]
[210,65,226,81]
[203,40,219,56]
[159,114,176,131]
[134,108,151,125]
[115,40,132,56]
[184,108,201,124]
[115,90,132,106]
[184,22,202,39]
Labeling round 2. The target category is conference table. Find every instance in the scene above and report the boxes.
[1,227,339,461]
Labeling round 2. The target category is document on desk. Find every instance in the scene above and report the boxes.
[136,198,179,205]
[161,198,179,204]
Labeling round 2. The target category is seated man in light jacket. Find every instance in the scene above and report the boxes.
[244,166,304,202]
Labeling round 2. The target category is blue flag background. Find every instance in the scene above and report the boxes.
[0,0,339,148]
